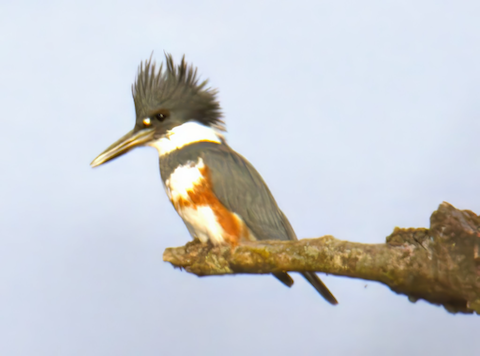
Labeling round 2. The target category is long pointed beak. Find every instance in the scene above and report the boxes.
[90,128,156,168]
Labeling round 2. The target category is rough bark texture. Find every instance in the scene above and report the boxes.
[163,202,480,314]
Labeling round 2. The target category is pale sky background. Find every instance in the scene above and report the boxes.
[1,1,479,355]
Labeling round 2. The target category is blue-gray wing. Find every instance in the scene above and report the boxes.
[200,143,297,242]
[200,143,338,304]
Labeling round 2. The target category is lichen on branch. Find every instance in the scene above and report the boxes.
[163,202,480,315]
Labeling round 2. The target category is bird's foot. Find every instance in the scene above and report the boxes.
[184,237,215,254]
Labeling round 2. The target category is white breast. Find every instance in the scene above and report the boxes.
[164,158,227,245]
[177,205,226,245]
[165,159,205,202]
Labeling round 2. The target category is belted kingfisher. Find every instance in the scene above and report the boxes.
[91,54,338,305]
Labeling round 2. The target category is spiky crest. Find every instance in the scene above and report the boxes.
[132,54,224,130]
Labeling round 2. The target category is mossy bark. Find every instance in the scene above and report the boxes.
[163,202,480,314]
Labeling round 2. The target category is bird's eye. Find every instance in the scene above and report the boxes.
[155,113,167,122]
[143,118,151,126]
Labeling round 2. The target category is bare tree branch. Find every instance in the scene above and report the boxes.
[163,202,480,314]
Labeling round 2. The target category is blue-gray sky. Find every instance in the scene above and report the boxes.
[1,1,479,355]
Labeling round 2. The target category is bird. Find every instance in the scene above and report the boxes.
[90,54,338,305]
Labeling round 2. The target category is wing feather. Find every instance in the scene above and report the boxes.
[200,144,295,241]
[198,143,338,304]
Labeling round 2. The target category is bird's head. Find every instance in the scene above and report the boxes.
[90,54,223,167]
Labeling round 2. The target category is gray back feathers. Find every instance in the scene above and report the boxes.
[159,141,296,242]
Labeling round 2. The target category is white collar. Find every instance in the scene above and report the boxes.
[149,121,222,156]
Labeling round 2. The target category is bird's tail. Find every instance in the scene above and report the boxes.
[272,272,294,287]
[273,271,338,305]
[301,272,338,305]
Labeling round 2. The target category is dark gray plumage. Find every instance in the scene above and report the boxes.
[159,142,290,241]
[160,141,338,305]
[91,53,337,305]
[132,55,224,131]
